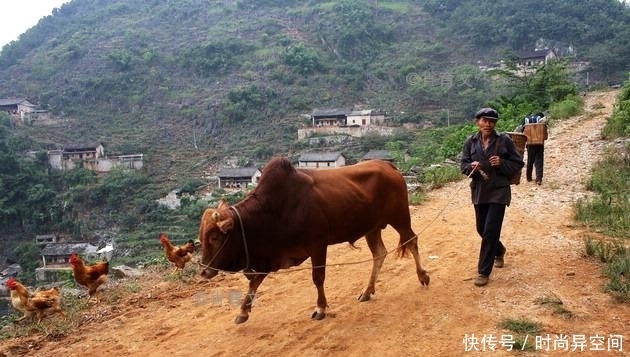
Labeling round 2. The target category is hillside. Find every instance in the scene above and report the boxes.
[1,0,629,183]
[1,89,627,357]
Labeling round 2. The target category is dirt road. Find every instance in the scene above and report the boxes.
[2,89,628,357]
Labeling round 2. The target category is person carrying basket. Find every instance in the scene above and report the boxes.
[518,112,548,185]
[460,108,524,287]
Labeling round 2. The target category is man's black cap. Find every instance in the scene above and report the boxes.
[475,108,499,120]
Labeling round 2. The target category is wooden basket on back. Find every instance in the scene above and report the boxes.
[504,132,527,185]
[523,123,548,145]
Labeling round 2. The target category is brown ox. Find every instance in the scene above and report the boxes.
[198,157,429,323]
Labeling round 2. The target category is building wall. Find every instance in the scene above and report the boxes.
[297,125,395,140]
[347,114,369,126]
[98,155,144,172]
[48,150,63,170]
[48,150,143,172]
[218,171,261,188]
[314,118,342,126]
[63,158,98,171]
[17,102,36,115]
[219,178,251,188]
[346,111,385,126]
[298,156,346,169]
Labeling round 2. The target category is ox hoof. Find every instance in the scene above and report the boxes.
[420,273,430,286]
[234,314,249,324]
[311,310,326,320]
[357,291,372,302]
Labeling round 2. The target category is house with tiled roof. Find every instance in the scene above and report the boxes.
[516,48,558,67]
[311,108,353,127]
[48,143,143,172]
[36,241,113,281]
[217,167,262,189]
[48,143,104,171]
[298,152,346,169]
[40,242,99,267]
[0,98,37,114]
[310,108,386,127]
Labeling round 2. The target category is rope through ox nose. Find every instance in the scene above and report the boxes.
[197,234,230,273]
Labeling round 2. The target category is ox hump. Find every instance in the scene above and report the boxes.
[264,157,295,175]
[256,157,298,188]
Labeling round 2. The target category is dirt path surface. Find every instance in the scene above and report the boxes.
[2,90,629,357]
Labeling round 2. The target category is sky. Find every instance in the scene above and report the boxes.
[0,0,71,48]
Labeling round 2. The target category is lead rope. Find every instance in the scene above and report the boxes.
[230,205,251,271]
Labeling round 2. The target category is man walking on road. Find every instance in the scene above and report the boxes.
[520,112,548,185]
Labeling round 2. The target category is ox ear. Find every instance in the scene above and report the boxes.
[212,210,234,234]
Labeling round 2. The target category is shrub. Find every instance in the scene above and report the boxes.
[549,94,583,119]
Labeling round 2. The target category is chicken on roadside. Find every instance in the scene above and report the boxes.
[159,233,196,274]
[5,278,66,323]
[69,252,109,303]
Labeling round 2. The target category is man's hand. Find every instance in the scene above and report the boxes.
[489,155,501,167]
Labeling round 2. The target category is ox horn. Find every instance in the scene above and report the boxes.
[217,198,228,209]
[211,211,220,222]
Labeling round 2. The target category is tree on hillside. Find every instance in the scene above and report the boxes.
[489,59,578,122]
[0,115,51,231]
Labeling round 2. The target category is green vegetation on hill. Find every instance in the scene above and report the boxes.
[0,1,627,171]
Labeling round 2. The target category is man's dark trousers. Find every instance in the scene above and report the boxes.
[526,144,544,182]
[474,203,506,276]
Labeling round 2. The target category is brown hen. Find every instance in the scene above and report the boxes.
[159,233,196,274]
[69,253,109,303]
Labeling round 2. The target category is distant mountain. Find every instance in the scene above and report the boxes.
[0,0,628,180]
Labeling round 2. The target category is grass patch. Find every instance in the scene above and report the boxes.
[575,149,630,238]
[534,293,575,318]
[499,317,543,335]
[575,144,630,302]
[498,317,542,352]
[583,236,630,301]
[163,265,199,282]
[583,236,627,262]
[603,252,630,302]
[408,191,427,205]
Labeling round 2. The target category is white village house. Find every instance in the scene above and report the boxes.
[217,167,262,189]
[298,152,346,169]
[48,143,143,172]
[298,108,392,140]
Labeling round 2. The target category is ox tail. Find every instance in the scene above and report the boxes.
[396,234,417,258]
